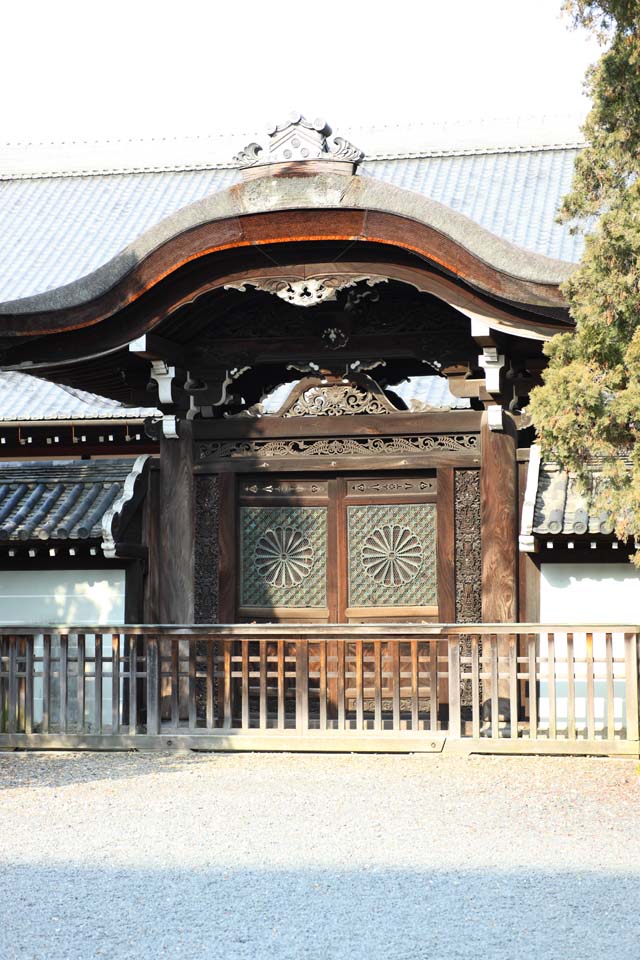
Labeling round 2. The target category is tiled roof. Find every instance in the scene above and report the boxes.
[0,371,159,421]
[520,448,617,550]
[0,459,140,542]
[0,145,584,303]
[261,375,469,413]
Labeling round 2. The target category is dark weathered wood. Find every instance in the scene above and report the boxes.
[111,634,120,734]
[8,636,17,735]
[527,634,537,740]
[436,468,455,622]
[448,637,461,738]
[94,634,103,733]
[195,411,483,440]
[77,634,86,734]
[218,472,236,623]
[241,642,249,730]
[481,412,518,623]
[188,638,197,730]
[42,634,51,734]
[24,638,33,736]
[146,635,160,735]
[143,465,161,622]
[159,425,194,623]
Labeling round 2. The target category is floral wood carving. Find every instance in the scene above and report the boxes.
[198,433,479,461]
[454,469,482,623]
[234,113,364,170]
[454,469,482,707]
[223,275,386,308]
[277,375,400,417]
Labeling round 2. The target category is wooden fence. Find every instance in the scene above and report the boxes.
[0,624,638,754]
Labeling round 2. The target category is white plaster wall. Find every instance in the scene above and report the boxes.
[538,563,640,735]
[0,569,125,624]
[0,569,125,731]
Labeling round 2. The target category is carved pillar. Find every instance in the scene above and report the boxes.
[194,475,220,623]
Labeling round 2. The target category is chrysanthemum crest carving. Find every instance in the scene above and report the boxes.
[235,112,364,173]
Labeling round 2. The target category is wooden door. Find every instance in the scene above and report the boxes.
[236,474,438,623]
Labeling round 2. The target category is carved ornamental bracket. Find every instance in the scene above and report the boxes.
[224,275,387,308]
[234,113,364,174]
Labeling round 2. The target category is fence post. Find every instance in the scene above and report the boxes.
[625,631,639,742]
[296,637,309,735]
[448,635,461,738]
[146,634,160,735]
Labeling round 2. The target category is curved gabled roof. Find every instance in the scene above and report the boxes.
[0,144,582,309]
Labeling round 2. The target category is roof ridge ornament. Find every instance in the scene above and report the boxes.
[234,112,364,176]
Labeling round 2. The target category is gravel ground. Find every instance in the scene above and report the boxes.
[0,752,638,960]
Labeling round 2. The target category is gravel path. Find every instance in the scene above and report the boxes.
[0,752,638,959]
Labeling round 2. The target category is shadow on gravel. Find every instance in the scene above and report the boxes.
[0,863,636,960]
[0,751,236,791]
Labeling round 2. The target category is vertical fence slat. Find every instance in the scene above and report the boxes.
[241,641,250,730]
[527,633,537,741]
[259,639,267,731]
[586,632,595,741]
[430,639,438,733]
[567,632,576,740]
[624,632,639,741]
[8,636,17,734]
[411,640,419,731]
[77,634,85,734]
[606,632,615,740]
[277,639,285,731]
[355,640,364,731]
[471,634,480,739]
[509,634,518,740]
[491,635,499,739]
[188,637,197,731]
[146,634,160,736]
[59,634,68,735]
[296,638,309,734]
[24,637,33,735]
[319,640,327,732]
[111,634,120,734]
[42,633,51,734]
[206,640,215,731]
[337,640,345,731]
[223,640,232,729]
[170,638,179,729]
[392,641,401,731]
[448,635,461,739]
[374,640,382,732]
[94,634,103,733]
[547,632,556,740]
[129,634,138,735]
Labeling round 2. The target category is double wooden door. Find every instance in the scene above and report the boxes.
[237,474,439,623]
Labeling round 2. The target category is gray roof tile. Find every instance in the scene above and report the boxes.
[0,371,159,421]
[0,459,137,541]
[0,146,585,303]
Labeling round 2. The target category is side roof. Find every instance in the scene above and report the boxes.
[0,371,159,421]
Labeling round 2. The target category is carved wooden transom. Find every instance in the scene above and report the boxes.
[275,374,402,417]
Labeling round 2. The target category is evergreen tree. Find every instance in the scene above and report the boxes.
[528,1,640,548]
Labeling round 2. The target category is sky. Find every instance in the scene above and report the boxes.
[1,0,603,144]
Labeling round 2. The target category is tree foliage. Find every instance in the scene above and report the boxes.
[528,1,640,551]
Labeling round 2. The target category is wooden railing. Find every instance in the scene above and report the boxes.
[0,624,638,754]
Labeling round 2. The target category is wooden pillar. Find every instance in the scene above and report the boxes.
[158,422,194,624]
[480,410,518,723]
[481,410,518,623]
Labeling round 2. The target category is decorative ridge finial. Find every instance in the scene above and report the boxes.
[234,111,364,175]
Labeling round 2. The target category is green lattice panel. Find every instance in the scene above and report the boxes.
[347,503,437,607]
[240,506,327,608]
